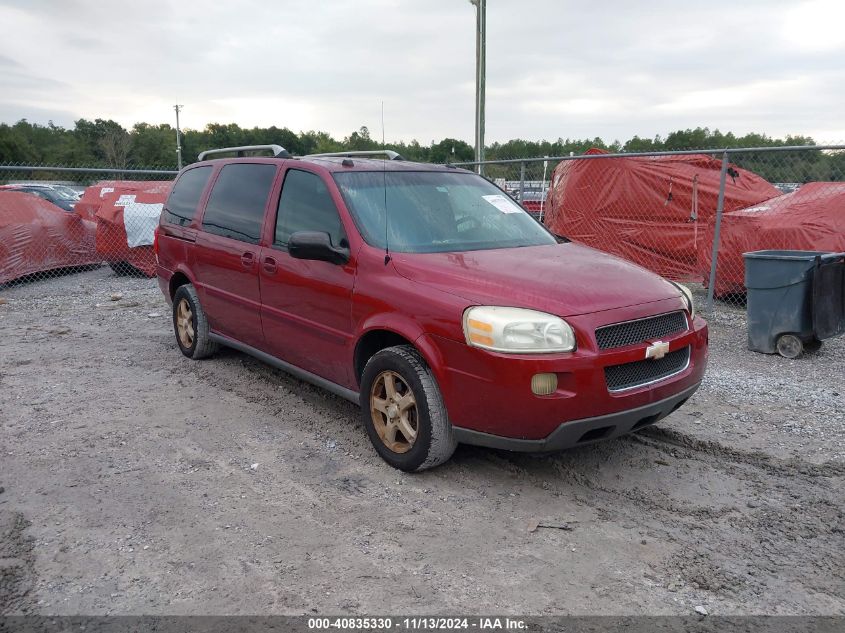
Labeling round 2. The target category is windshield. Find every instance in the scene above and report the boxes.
[23,187,65,202]
[50,186,79,200]
[333,171,556,253]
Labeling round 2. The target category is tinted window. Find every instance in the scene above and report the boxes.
[275,169,346,247]
[202,163,277,243]
[164,166,212,226]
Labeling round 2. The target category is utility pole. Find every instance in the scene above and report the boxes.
[469,0,486,175]
[174,104,183,169]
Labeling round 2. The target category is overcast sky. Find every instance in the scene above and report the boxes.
[1,0,843,143]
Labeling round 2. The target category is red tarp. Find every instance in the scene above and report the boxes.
[0,191,97,284]
[698,182,845,296]
[78,181,171,277]
[544,149,782,280]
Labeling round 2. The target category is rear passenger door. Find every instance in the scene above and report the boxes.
[194,162,278,348]
[259,168,356,387]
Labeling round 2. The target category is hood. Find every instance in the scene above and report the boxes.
[391,242,680,317]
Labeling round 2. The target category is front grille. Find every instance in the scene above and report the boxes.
[595,311,688,350]
[605,346,690,392]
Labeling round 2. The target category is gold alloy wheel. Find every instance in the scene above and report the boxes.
[370,370,419,454]
[176,298,195,349]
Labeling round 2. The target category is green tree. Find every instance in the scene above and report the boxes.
[73,118,129,163]
[0,117,840,186]
[429,138,473,163]
[0,122,38,163]
[131,123,177,166]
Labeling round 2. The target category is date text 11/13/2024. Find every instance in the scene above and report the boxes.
[307,617,528,630]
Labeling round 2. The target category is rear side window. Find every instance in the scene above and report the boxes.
[164,166,212,226]
[275,169,346,247]
[202,163,277,243]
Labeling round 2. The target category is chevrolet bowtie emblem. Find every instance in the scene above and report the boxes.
[645,340,670,360]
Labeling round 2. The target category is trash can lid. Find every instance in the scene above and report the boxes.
[742,250,836,261]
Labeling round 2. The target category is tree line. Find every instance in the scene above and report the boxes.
[0,118,842,183]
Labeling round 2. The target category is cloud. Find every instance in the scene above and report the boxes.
[0,0,842,143]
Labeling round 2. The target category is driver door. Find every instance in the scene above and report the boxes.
[258,167,356,387]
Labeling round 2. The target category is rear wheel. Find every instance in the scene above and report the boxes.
[172,284,218,359]
[360,345,456,472]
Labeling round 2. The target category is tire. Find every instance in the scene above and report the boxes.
[172,284,218,360]
[109,261,133,276]
[359,345,456,472]
[109,261,146,277]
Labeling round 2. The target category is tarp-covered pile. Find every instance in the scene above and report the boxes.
[698,182,845,296]
[544,149,782,280]
[77,181,171,276]
[0,191,97,284]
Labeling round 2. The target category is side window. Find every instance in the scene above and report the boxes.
[163,166,212,226]
[202,163,277,243]
[275,169,346,247]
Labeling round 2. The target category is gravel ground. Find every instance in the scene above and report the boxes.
[1,268,843,616]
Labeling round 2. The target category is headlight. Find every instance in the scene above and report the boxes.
[463,306,576,353]
[673,283,695,319]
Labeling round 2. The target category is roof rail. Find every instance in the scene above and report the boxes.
[197,144,291,161]
[306,150,405,161]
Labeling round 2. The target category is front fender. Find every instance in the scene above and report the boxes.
[350,250,468,391]
[352,314,455,395]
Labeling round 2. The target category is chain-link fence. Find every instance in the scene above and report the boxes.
[454,145,845,319]
[3,146,844,324]
[0,164,176,284]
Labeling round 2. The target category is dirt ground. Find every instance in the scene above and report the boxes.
[1,268,843,616]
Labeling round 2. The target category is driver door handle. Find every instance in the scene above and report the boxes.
[262,256,277,274]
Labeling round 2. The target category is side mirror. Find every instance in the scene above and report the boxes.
[288,231,349,265]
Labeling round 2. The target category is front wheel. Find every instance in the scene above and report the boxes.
[359,345,456,472]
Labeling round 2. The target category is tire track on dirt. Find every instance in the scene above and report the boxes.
[637,426,845,477]
[478,428,845,609]
[0,508,36,615]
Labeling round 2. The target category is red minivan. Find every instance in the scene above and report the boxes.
[156,146,708,471]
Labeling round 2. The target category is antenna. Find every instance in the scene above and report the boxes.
[382,101,390,265]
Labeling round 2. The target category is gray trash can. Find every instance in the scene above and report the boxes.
[744,250,845,358]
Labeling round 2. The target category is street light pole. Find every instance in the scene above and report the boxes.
[469,0,486,175]
[174,104,183,169]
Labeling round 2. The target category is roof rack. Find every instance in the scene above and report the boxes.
[306,150,405,161]
[197,144,290,161]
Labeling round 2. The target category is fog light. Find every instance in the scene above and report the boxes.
[531,373,558,396]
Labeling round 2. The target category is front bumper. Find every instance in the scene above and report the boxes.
[423,297,708,442]
[452,381,700,452]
